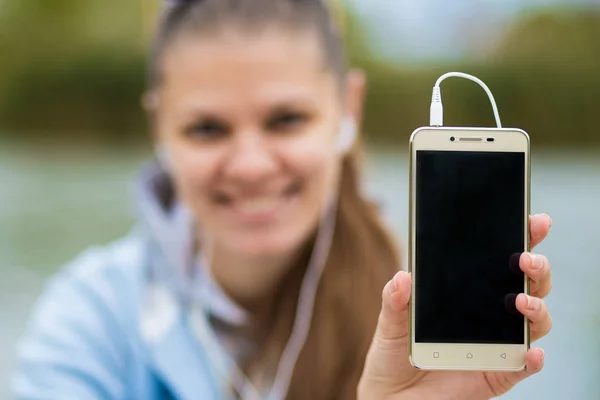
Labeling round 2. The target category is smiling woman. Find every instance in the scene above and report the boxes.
[11,0,399,399]
[10,0,555,399]
[140,2,401,397]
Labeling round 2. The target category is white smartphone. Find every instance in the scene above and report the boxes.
[408,127,530,371]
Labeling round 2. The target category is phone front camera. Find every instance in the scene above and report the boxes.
[450,136,455,142]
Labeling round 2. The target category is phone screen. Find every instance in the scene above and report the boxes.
[415,150,526,344]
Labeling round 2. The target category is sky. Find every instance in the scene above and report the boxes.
[346,0,600,62]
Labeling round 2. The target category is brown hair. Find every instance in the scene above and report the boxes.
[149,1,401,398]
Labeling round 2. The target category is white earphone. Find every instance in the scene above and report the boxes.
[156,144,173,173]
[337,116,357,155]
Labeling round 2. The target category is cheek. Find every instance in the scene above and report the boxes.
[290,127,339,175]
[167,146,220,212]
[281,139,339,209]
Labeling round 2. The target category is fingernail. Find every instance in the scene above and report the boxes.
[540,348,545,361]
[545,214,553,228]
[389,273,398,294]
[530,254,541,269]
[526,295,539,311]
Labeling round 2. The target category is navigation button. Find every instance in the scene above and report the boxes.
[500,353,507,359]
[433,352,440,359]
[466,353,473,359]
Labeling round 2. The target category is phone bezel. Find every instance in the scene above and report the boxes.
[408,127,531,371]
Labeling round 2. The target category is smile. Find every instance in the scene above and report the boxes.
[214,181,302,224]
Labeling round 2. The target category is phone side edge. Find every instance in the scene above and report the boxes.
[407,126,436,367]
[408,128,415,367]
[525,128,531,351]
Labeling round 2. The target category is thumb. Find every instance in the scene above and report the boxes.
[375,271,412,345]
[360,271,413,397]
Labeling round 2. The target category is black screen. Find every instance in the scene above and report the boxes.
[415,150,525,344]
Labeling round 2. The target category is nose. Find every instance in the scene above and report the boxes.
[223,131,278,184]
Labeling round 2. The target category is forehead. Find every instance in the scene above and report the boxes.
[160,28,338,110]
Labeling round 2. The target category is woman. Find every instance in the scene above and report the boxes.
[12,0,553,399]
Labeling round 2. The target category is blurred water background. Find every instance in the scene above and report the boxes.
[1,0,599,399]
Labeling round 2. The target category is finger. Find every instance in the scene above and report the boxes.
[524,347,545,374]
[520,253,552,298]
[500,347,545,390]
[516,294,553,342]
[530,214,552,250]
[375,271,412,346]
[361,272,413,387]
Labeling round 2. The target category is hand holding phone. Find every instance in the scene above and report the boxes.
[359,73,553,398]
[359,155,553,400]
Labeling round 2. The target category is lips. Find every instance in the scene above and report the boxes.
[237,197,281,214]
[213,180,302,224]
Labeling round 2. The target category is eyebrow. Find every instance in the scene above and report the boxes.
[176,93,321,122]
[175,99,231,121]
[266,98,319,112]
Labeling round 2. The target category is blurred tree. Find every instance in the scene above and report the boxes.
[0,0,147,141]
[481,9,600,147]
[0,0,144,80]
[489,9,600,71]
[0,2,599,149]
[351,6,600,148]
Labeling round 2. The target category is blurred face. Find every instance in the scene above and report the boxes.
[153,28,357,261]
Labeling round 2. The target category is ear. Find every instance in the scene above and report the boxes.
[142,90,160,112]
[344,68,367,127]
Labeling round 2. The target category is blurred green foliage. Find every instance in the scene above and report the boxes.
[0,0,147,143]
[348,8,600,148]
[0,2,599,148]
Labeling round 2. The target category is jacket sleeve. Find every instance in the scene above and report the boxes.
[11,252,131,400]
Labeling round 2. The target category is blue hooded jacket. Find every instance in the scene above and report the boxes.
[11,165,262,400]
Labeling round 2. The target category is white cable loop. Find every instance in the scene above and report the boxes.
[430,72,502,128]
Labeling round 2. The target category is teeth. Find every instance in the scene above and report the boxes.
[238,198,279,214]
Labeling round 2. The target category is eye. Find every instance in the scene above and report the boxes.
[267,111,309,133]
[184,119,228,139]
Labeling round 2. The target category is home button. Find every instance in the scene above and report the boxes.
[433,352,440,359]
[466,353,473,359]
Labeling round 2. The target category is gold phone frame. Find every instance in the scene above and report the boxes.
[408,127,531,371]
